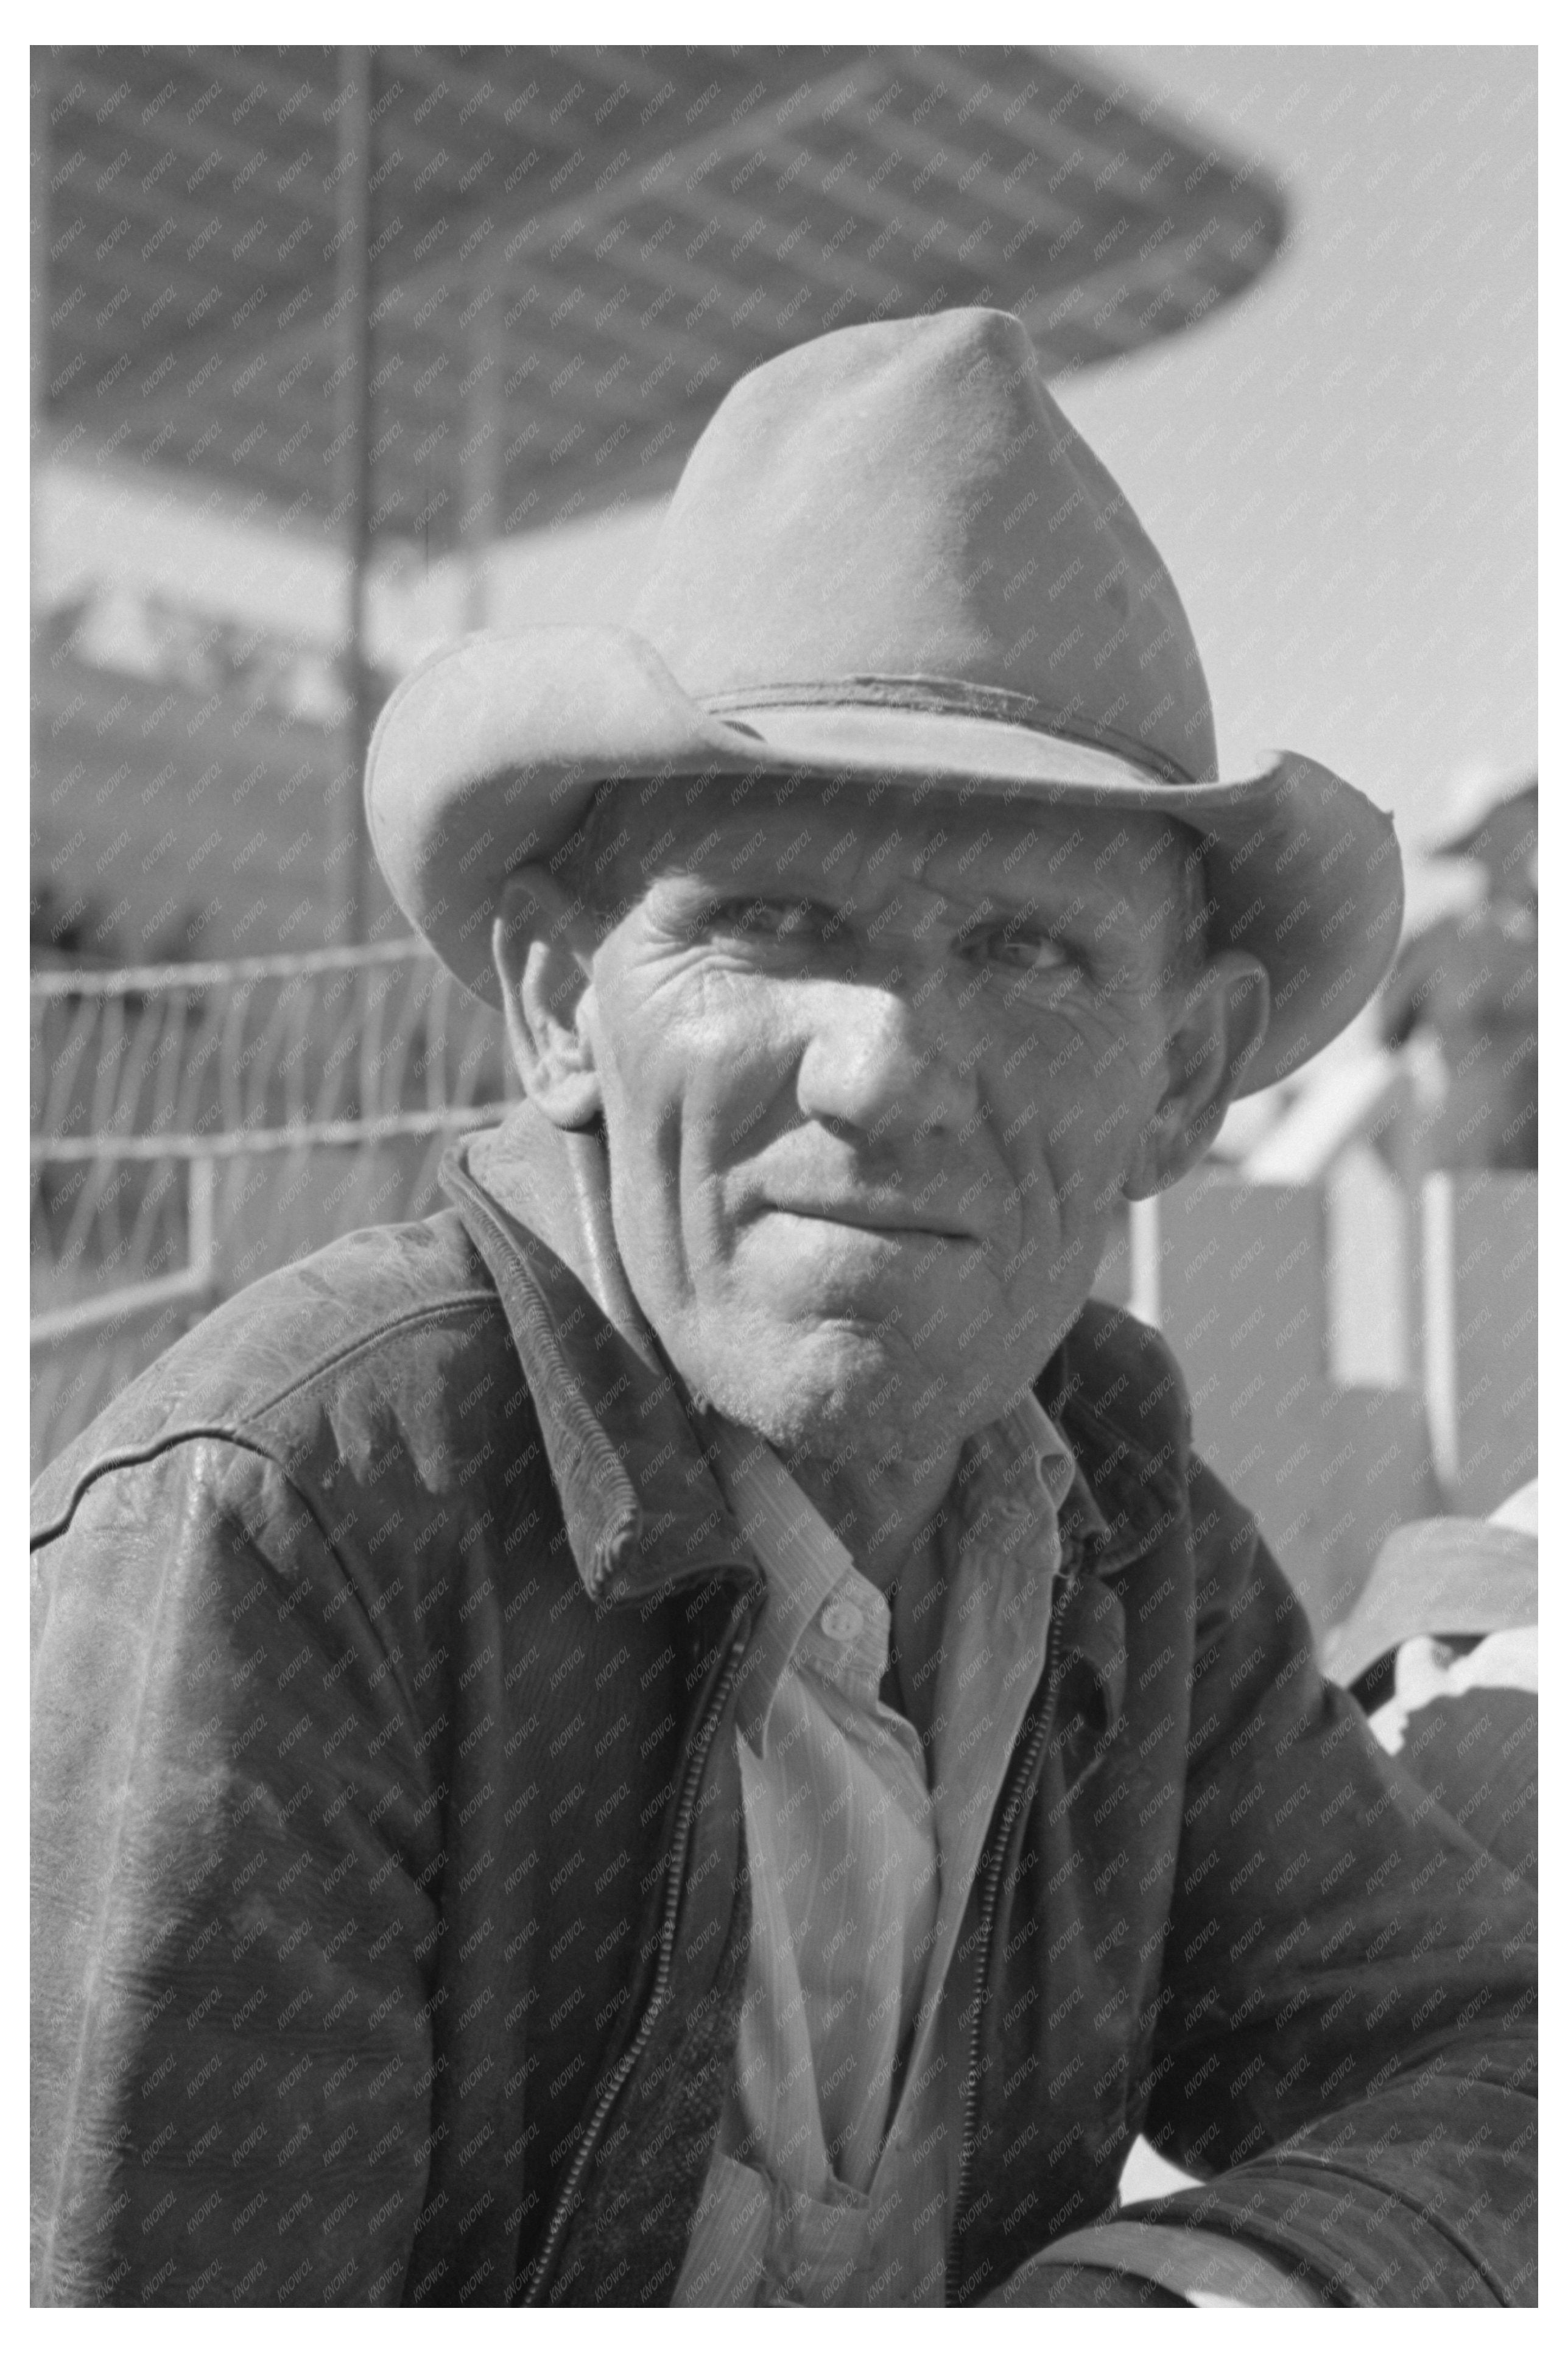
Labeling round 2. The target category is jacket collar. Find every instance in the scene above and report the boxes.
[1041,1330,1187,1584]
[441,1104,1180,1605]
[442,1105,757,1608]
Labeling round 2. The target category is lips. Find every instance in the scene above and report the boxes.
[766,1201,972,1242]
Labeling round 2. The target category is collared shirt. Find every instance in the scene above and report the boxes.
[672,1394,1076,2307]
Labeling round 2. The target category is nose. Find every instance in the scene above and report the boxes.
[795,975,979,1146]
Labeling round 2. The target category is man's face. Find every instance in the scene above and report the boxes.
[549,776,1203,1464]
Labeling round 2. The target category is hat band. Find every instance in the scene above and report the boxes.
[699,674,1200,788]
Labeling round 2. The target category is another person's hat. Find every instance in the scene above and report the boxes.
[1426,770,1537,863]
[1323,1485,1539,1691]
[367,306,1404,1093]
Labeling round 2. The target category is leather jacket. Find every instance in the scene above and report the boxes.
[30,1107,1538,2305]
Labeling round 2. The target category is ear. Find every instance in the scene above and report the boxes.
[492,869,604,1131]
[1123,951,1271,1200]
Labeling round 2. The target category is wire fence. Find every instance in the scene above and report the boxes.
[30,942,516,1466]
[30,939,510,1152]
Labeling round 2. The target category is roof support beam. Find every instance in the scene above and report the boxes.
[459,302,505,627]
[331,48,373,947]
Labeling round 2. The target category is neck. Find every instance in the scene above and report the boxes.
[789,1438,960,1596]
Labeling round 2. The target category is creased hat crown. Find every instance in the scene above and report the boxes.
[631,306,1218,784]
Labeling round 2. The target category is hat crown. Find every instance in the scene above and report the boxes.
[631,307,1218,783]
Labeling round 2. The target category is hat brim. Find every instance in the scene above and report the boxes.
[366,624,1404,1096]
[1425,775,1536,861]
[1323,1517,1538,1690]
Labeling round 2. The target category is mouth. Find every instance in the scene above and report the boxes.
[767,1202,974,1244]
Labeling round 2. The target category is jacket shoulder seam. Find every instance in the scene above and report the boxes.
[32,1427,292,1552]
[31,1288,505,1550]
[34,1430,438,1726]
[242,1284,503,1422]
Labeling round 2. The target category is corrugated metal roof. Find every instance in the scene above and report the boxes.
[38,44,1287,549]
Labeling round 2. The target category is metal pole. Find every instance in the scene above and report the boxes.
[460,302,505,632]
[31,49,51,613]
[332,46,374,945]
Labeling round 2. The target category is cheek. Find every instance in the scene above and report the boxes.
[667,985,803,1163]
[596,966,747,1139]
[591,1019,692,1275]
[598,1004,792,1265]
[993,1022,1151,1218]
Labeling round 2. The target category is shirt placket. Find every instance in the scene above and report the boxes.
[860,1442,1064,2300]
[675,1399,1072,2307]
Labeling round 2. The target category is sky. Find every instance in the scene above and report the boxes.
[1063,45,1536,852]
[40,44,1536,866]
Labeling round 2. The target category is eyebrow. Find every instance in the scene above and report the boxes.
[669,830,1113,938]
[951,889,1092,942]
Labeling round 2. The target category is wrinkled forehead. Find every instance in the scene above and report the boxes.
[621,769,1193,898]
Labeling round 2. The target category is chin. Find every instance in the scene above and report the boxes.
[695,1316,949,1466]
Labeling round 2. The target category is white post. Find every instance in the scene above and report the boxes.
[1129,1194,1161,1330]
[1421,1173,1459,1495]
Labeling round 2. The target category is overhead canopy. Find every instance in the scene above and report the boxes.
[33,44,1290,964]
[38,44,1287,551]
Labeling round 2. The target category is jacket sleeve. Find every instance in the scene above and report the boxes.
[1134,1457,1537,2305]
[32,1437,442,2305]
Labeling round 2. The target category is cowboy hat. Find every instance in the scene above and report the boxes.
[367,306,1403,1093]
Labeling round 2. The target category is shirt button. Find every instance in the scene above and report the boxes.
[820,1599,864,1643]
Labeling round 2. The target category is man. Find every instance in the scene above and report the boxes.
[1380,775,1538,1169]
[32,309,1536,2307]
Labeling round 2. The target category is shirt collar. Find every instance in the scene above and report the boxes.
[705,1390,1075,1755]
[701,1414,868,1752]
[958,1390,1077,1526]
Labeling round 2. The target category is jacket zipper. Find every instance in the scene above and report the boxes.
[944,1564,1073,2307]
[519,1592,754,2306]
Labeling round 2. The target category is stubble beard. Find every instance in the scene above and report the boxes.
[678,1303,967,1480]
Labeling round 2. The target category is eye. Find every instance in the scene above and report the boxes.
[989,931,1072,973]
[972,928,1080,996]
